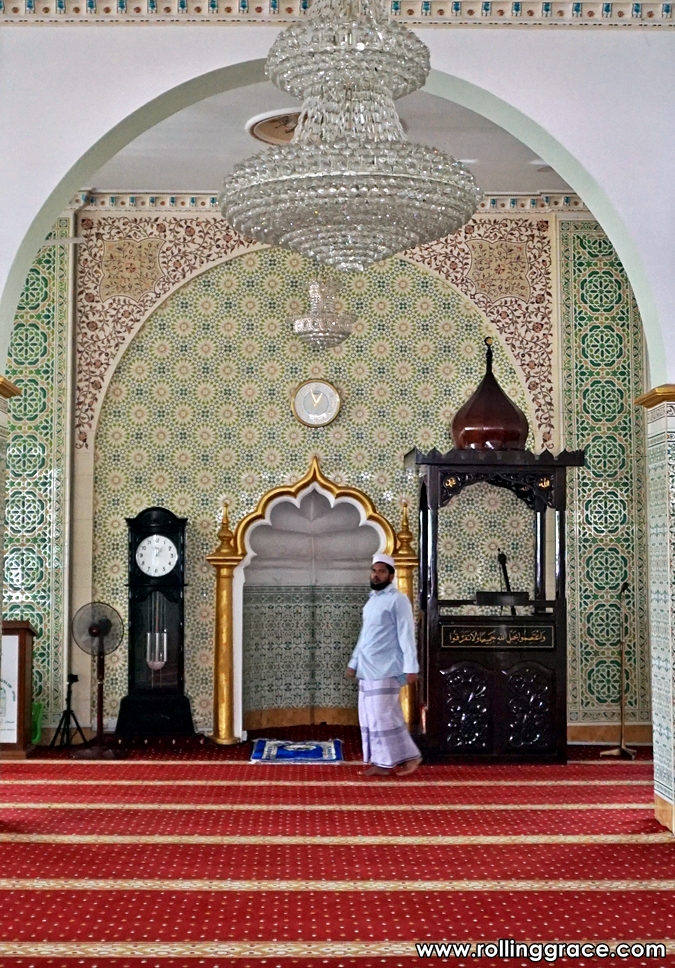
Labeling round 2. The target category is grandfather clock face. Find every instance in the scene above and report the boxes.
[135,534,178,577]
[127,507,187,695]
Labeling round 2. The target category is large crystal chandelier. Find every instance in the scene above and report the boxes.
[293,279,355,349]
[220,0,481,272]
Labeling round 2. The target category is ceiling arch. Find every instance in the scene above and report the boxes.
[0,53,665,383]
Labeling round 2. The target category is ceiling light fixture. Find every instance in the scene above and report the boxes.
[220,0,481,272]
[293,278,355,350]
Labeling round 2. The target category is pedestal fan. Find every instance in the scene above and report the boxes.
[71,602,124,760]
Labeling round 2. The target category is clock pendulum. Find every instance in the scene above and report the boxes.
[115,506,195,739]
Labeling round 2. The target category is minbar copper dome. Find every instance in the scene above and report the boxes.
[451,338,529,451]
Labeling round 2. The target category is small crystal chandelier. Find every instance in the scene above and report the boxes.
[293,279,355,349]
[220,0,482,272]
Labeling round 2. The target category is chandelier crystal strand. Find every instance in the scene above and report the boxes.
[220,0,482,272]
[293,279,355,350]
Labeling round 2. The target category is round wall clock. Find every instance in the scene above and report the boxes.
[292,380,341,428]
[135,533,179,577]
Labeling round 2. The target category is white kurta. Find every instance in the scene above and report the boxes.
[348,583,419,680]
[349,582,420,768]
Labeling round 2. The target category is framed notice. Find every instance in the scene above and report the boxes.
[1,622,36,758]
[0,634,19,743]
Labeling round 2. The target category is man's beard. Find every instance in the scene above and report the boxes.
[370,578,391,591]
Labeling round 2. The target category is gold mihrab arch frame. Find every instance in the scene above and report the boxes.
[207,457,418,744]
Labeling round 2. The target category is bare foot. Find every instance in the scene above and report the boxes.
[361,765,393,777]
[395,756,422,776]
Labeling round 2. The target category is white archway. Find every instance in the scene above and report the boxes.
[234,485,385,734]
[1,30,673,380]
[209,457,398,740]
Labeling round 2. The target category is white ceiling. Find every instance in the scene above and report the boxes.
[90,81,571,195]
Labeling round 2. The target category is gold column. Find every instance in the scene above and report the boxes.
[394,502,419,728]
[207,504,244,745]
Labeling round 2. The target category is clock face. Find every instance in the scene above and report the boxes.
[293,381,341,427]
[135,534,178,577]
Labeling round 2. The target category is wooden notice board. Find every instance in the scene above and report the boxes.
[1,620,36,759]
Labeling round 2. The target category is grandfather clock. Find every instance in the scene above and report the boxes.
[116,507,195,738]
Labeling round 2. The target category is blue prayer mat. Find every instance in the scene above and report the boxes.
[250,739,344,763]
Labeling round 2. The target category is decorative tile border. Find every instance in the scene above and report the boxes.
[643,405,675,804]
[559,220,649,726]
[2,217,72,727]
[1,0,673,25]
[74,192,589,215]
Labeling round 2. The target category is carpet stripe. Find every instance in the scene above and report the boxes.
[0,800,652,811]
[0,778,652,786]
[0,832,669,844]
[0,941,670,957]
[2,877,675,892]
[4,757,654,765]
[10,808,656,836]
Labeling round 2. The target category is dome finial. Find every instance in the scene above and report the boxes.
[450,340,529,451]
[484,336,493,373]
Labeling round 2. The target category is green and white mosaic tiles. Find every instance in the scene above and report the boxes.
[243,586,368,712]
[438,483,534,604]
[559,221,648,725]
[2,218,71,726]
[92,248,533,729]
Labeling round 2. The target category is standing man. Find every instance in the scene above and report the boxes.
[346,553,422,777]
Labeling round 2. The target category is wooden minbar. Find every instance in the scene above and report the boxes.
[408,447,584,762]
[1,620,36,759]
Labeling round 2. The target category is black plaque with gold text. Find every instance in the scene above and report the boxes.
[442,624,554,650]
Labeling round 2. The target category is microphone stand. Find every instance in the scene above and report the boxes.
[497,549,517,617]
[600,581,636,760]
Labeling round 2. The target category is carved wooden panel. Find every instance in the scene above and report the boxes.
[441,661,490,751]
[503,661,555,751]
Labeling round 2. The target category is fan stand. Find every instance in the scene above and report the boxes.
[74,641,120,760]
[600,584,636,761]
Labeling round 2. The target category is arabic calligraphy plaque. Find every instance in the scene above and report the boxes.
[441,624,554,650]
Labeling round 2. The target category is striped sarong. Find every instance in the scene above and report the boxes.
[358,677,421,769]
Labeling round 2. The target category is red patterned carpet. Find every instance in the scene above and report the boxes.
[0,736,673,967]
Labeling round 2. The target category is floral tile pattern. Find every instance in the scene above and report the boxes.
[559,221,648,725]
[76,214,257,447]
[408,217,554,450]
[243,586,367,712]
[2,218,71,726]
[438,482,534,605]
[92,248,534,729]
[76,214,553,452]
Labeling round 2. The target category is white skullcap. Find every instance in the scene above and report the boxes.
[372,553,396,569]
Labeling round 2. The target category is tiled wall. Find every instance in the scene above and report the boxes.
[91,248,533,729]
[243,586,368,713]
[2,219,71,727]
[559,221,649,726]
[2,210,648,732]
